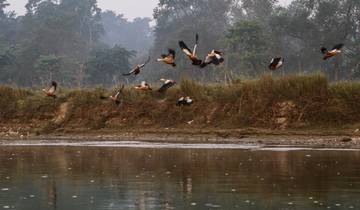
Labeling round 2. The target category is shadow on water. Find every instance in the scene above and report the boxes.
[0,145,360,209]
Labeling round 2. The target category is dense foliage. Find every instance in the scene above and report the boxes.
[141,0,360,82]
[0,0,150,87]
[0,0,359,87]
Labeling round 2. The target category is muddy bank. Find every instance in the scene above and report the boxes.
[1,127,360,149]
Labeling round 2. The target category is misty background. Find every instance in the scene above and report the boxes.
[0,0,359,87]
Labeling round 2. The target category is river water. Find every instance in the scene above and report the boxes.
[0,141,359,210]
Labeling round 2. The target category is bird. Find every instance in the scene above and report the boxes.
[158,79,176,93]
[135,81,152,91]
[100,85,124,105]
[179,34,202,66]
[157,49,176,67]
[177,96,193,106]
[321,44,344,60]
[269,57,284,70]
[42,81,57,99]
[200,50,224,68]
[123,56,150,76]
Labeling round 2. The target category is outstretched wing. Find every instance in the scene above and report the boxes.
[139,56,151,68]
[193,33,199,55]
[320,47,328,54]
[200,55,213,68]
[48,81,57,94]
[158,82,175,93]
[114,91,121,99]
[332,43,344,50]
[123,68,137,76]
[179,41,192,56]
[168,49,176,59]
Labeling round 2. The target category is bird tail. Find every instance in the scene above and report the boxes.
[172,63,176,67]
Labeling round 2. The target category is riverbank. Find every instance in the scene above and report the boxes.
[0,74,359,148]
[1,127,359,149]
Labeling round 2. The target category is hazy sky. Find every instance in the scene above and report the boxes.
[7,0,292,20]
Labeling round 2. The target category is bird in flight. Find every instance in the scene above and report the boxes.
[158,79,176,93]
[100,85,124,105]
[269,57,284,70]
[42,81,57,99]
[123,56,150,76]
[157,49,176,67]
[135,81,152,91]
[200,50,224,68]
[177,96,193,106]
[321,44,344,60]
[179,34,202,66]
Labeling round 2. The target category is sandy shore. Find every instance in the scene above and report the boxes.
[0,128,359,149]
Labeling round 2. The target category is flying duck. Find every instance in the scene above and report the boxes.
[269,57,284,70]
[42,81,57,99]
[123,56,150,76]
[177,96,193,106]
[321,44,344,60]
[157,49,176,67]
[135,81,152,91]
[179,34,202,66]
[200,50,224,68]
[158,79,176,93]
[100,85,124,105]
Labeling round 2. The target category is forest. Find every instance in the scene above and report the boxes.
[0,0,359,87]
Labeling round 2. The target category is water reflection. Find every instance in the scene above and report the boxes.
[0,146,360,209]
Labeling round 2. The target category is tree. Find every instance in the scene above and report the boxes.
[226,21,270,76]
[85,45,134,85]
[100,11,154,54]
[34,55,62,85]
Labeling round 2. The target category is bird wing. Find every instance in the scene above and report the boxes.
[114,91,121,99]
[158,82,175,93]
[320,47,328,54]
[168,49,176,59]
[179,41,192,56]
[139,56,151,68]
[48,81,57,94]
[123,67,137,76]
[200,55,213,68]
[193,33,199,56]
[332,43,344,50]
[273,57,282,64]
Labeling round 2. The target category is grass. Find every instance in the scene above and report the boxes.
[0,74,359,132]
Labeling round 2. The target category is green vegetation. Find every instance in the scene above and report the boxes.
[0,75,359,133]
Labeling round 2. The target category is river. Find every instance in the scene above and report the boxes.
[0,141,359,209]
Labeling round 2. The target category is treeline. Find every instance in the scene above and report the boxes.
[1,0,360,87]
[142,0,360,83]
[0,0,152,87]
